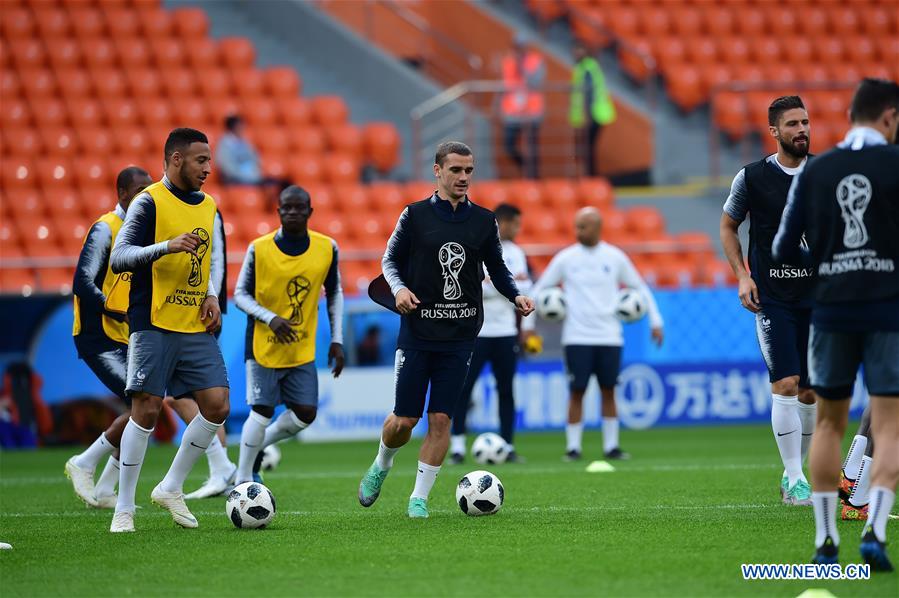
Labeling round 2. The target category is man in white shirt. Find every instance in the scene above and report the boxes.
[530,207,663,460]
[450,204,532,464]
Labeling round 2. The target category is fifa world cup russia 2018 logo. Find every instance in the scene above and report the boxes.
[286,275,311,325]
[439,242,466,300]
[188,228,210,287]
[836,174,872,249]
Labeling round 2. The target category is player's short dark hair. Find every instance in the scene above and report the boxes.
[116,166,150,192]
[164,128,208,163]
[280,185,311,206]
[435,141,473,166]
[224,114,242,131]
[494,203,521,222]
[849,78,899,123]
[768,96,806,126]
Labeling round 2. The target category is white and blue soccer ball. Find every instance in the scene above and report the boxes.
[226,482,276,529]
[615,288,647,323]
[261,444,281,471]
[536,287,566,322]
[471,432,510,465]
[456,470,504,516]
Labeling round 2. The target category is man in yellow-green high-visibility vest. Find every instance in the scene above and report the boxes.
[570,43,617,177]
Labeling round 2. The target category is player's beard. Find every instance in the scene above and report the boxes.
[778,134,809,160]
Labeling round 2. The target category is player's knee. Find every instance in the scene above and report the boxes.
[772,377,800,396]
[201,394,230,424]
[391,416,419,434]
[252,405,275,419]
[130,394,163,428]
[798,388,816,405]
[291,405,316,425]
[427,413,452,435]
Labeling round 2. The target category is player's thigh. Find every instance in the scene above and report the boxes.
[83,345,129,402]
[861,331,899,397]
[427,348,474,415]
[280,362,318,408]
[245,359,281,408]
[126,330,176,398]
[169,332,230,399]
[393,348,432,418]
[755,302,804,384]
[808,326,863,400]
[564,345,594,392]
[593,345,622,390]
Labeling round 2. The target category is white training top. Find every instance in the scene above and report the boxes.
[480,239,532,338]
[527,241,663,346]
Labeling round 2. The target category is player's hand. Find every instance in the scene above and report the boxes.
[167,232,202,256]
[269,316,299,343]
[738,274,760,313]
[521,330,543,354]
[395,288,420,315]
[651,326,664,347]
[514,295,535,316]
[328,342,345,378]
[200,295,221,333]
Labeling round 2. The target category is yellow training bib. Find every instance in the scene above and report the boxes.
[147,181,217,333]
[73,211,130,345]
[252,230,334,368]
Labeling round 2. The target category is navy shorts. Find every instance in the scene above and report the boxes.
[82,345,129,404]
[809,326,899,400]
[246,360,318,408]
[755,301,811,387]
[393,347,473,418]
[564,345,621,391]
[125,330,230,398]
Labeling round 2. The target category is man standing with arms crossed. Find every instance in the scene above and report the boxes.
[357,142,534,518]
[109,128,230,533]
[774,78,899,570]
[720,96,817,506]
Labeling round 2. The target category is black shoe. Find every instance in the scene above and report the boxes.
[563,449,582,462]
[860,527,894,571]
[449,453,464,465]
[604,448,631,460]
[506,451,526,464]
[252,450,265,481]
[812,536,839,564]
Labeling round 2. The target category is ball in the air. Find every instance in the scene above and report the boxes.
[226,482,276,529]
[536,287,566,322]
[456,470,504,516]
[615,288,647,323]
[471,432,510,465]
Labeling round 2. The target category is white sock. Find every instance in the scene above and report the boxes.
[159,414,221,494]
[842,435,867,479]
[864,487,896,543]
[566,422,584,452]
[798,401,816,463]
[115,419,153,514]
[205,435,233,476]
[771,394,804,485]
[262,410,307,447]
[237,411,270,483]
[72,433,114,471]
[849,456,872,507]
[410,461,440,500]
[94,456,119,498]
[450,434,466,456]
[375,438,400,470]
[602,417,619,453]
[812,491,840,548]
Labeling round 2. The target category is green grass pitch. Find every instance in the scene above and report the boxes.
[1,424,895,596]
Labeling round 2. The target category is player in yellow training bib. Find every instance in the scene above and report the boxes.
[233,185,345,484]
[108,128,230,533]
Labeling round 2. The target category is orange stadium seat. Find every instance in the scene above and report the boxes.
[37,157,75,192]
[799,7,830,37]
[56,68,93,100]
[170,7,209,38]
[263,67,301,98]
[671,6,702,37]
[751,37,782,64]
[289,126,326,154]
[31,98,68,127]
[20,69,58,100]
[699,63,730,98]
[1,9,35,39]
[569,7,611,50]
[218,38,256,70]
[9,39,46,70]
[506,180,542,210]
[625,207,665,238]
[287,155,323,185]
[79,186,118,216]
[326,124,363,157]
[763,64,798,87]
[207,98,241,129]
[70,8,107,39]
[231,68,266,99]
[16,216,64,258]
[253,126,291,158]
[81,39,116,69]
[124,67,162,97]
[541,179,578,211]
[310,97,349,127]
[333,184,370,213]
[302,183,333,211]
[116,39,152,69]
[789,38,815,66]
[828,6,861,37]
[718,38,751,65]
[201,68,232,100]
[0,268,37,295]
[575,178,613,208]
[640,6,671,37]
[665,65,703,112]
[470,181,507,208]
[103,98,139,127]
[404,182,435,203]
[54,189,86,220]
[114,126,149,156]
[685,38,717,66]
[90,68,127,97]
[40,127,78,157]
[845,37,877,65]
[526,0,565,24]
[180,97,210,128]
[815,38,845,64]
[652,37,685,74]
[1,99,31,128]
[187,38,220,70]
[45,39,82,71]
[367,182,405,213]
[734,6,766,37]
[1,70,22,99]
[601,209,626,236]
[74,157,111,188]
[322,154,359,185]
[149,37,186,69]
[67,98,103,128]
[606,6,638,38]
[33,7,70,38]
[6,188,45,219]
[701,6,734,35]
[138,9,174,38]
[103,8,141,40]
[278,97,312,126]
[828,63,862,84]
[362,123,401,173]
[3,128,42,157]
[161,68,196,98]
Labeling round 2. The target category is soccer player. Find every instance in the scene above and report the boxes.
[108,128,230,533]
[66,166,152,508]
[774,78,899,570]
[233,185,345,484]
[530,207,663,461]
[719,95,816,506]
[450,202,531,464]
[357,142,534,518]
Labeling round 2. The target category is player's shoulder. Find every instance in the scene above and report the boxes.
[600,241,626,258]
[250,230,278,247]
[308,228,337,248]
[555,244,581,261]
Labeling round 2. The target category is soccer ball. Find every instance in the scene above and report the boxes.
[471,432,510,465]
[226,482,276,529]
[261,444,281,471]
[536,287,566,322]
[615,288,647,323]
[456,470,504,516]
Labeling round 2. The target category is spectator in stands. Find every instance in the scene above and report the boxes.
[501,33,545,180]
[216,114,264,185]
[570,43,616,177]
